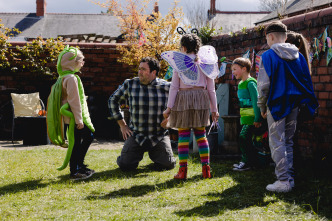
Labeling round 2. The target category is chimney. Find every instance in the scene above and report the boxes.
[154,2,159,14]
[210,0,216,15]
[208,0,216,19]
[36,0,46,17]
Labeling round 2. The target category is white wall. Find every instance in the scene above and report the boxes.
[210,13,270,34]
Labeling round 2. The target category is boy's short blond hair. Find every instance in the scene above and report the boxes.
[232,57,251,72]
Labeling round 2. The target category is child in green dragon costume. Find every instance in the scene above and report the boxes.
[231,57,263,171]
[47,46,95,180]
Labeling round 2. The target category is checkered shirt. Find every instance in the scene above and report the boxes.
[108,77,170,146]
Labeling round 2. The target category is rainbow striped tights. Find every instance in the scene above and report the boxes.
[177,127,210,167]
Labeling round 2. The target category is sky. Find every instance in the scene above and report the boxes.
[0,0,262,15]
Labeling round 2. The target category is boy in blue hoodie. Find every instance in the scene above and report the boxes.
[257,22,318,193]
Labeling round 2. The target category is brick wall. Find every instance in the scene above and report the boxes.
[210,7,332,161]
[0,8,331,162]
[0,43,135,139]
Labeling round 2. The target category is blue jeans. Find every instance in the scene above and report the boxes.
[69,125,94,175]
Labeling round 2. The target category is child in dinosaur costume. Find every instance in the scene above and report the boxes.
[47,46,95,180]
[231,57,263,172]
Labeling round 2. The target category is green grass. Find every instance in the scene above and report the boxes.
[0,146,331,220]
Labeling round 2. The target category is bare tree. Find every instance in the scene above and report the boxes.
[182,0,222,44]
[183,0,209,30]
[259,0,288,11]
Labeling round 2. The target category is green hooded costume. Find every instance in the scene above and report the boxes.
[47,46,95,171]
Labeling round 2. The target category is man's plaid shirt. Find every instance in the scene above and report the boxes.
[108,77,170,146]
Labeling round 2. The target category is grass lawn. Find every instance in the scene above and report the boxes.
[0,144,331,220]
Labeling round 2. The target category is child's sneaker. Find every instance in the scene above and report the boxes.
[70,171,92,181]
[266,180,292,193]
[233,162,251,171]
[81,164,95,176]
[70,168,94,181]
[233,161,243,168]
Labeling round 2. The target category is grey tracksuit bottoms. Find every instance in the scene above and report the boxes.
[267,107,298,182]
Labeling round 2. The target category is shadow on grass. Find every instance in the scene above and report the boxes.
[0,179,47,196]
[0,176,84,196]
[175,166,274,218]
[0,164,164,196]
[55,162,175,183]
[174,161,332,219]
[85,174,202,200]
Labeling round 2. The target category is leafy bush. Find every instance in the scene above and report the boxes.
[0,20,19,69]
[0,20,65,78]
[199,25,222,45]
[13,37,65,78]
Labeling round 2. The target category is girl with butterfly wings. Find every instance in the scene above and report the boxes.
[161,33,219,180]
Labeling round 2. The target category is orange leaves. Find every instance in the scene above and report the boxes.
[90,0,185,78]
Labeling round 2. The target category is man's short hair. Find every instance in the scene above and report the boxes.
[140,57,160,74]
[265,21,287,35]
[232,57,251,73]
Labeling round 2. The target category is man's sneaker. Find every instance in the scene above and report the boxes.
[233,162,251,171]
[266,180,292,193]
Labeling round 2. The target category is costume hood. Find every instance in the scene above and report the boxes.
[271,43,299,61]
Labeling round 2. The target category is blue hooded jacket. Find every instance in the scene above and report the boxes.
[261,44,318,121]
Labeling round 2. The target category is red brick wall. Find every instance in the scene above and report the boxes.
[210,7,332,159]
[0,43,135,139]
[0,8,331,160]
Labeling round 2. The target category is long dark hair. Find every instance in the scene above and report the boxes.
[286,31,311,74]
[180,33,201,54]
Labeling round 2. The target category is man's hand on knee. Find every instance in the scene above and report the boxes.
[117,119,133,140]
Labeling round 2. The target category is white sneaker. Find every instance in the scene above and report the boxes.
[233,161,244,168]
[233,162,251,171]
[266,180,292,193]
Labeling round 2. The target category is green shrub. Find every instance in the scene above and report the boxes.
[0,20,65,78]
[199,25,222,45]
[13,37,65,78]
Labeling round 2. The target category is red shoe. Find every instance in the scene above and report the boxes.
[202,164,211,179]
[174,167,187,180]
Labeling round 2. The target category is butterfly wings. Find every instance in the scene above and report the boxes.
[199,62,219,79]
[161,51,200,85]
[161,45,219,85]
[197,46,219,79]
[198,46,218,63]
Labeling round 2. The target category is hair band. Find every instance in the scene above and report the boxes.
[232,61,244,67]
